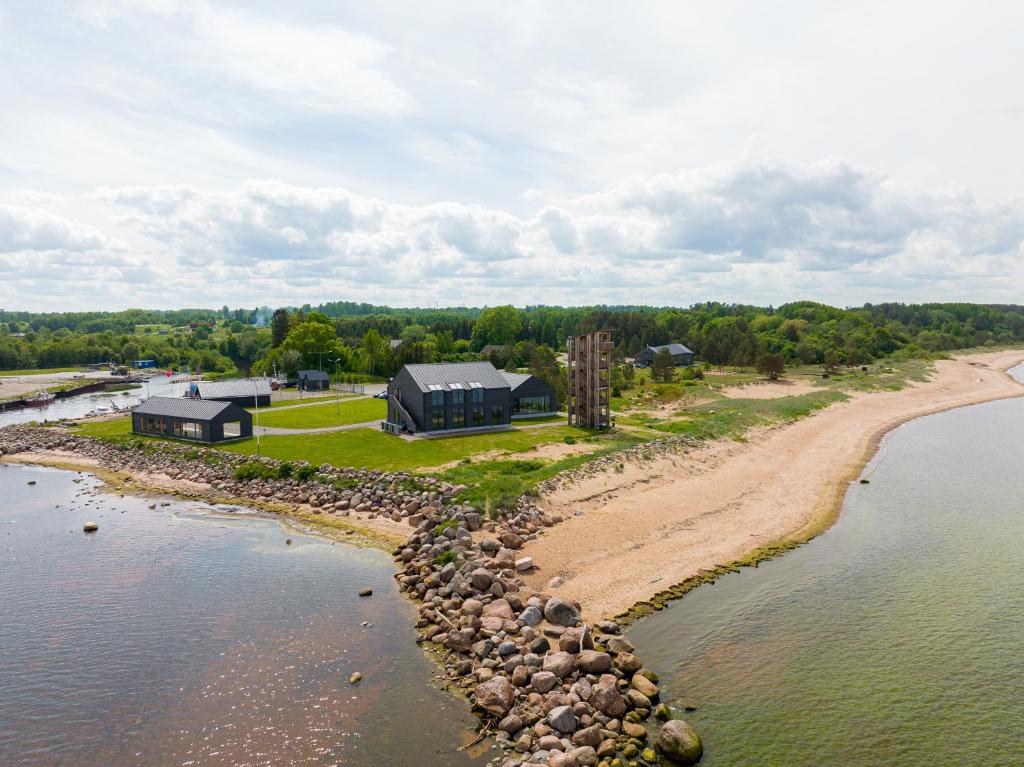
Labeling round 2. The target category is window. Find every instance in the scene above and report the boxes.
[173,420,202,440]
[452,409,465,428]
[223,421,242,438]
[141,416,166,434]
[514,395,553,415]
[430,389,444,406]
[470,385,484,403]
[471,406,484,426]
[431,409,445,429]
[451,388,465,405]
[491,405,505,423]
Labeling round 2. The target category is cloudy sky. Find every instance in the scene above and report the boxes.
[1,1,1023,311]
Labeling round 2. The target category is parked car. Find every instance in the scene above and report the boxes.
[374,391,389,399]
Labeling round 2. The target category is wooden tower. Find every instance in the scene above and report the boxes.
[567,330,613,428]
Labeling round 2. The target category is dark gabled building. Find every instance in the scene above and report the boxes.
[633,343,695,368]
[188,378,271,408]
[298,370,330,391]
[384,361,512,435]
[500,371,558,418]
[132,397,252,443]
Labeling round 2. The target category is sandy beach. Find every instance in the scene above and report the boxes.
[523,349,1024,620]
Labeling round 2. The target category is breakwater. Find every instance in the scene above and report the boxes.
[0,424,705,767]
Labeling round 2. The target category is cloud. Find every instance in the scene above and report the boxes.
[2,156,1023,310]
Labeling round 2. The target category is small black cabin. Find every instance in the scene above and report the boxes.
[298,370,330,391]
[634,343,695,368]
[189,378,271,408]
[500,371,558,418]
[132,397,252,443]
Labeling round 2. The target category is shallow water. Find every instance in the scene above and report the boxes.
[628,367,1024,766]
[0,464,487,767]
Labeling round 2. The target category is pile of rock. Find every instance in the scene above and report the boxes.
[395,507,703,767]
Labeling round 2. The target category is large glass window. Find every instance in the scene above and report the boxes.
[430,390,444,407]
[452,409,465,428]
[470,385,484,403]
[513,395,553,414]
[471,406,484,426]
[141,416,166,434]
[451,389,465,405]
[173,420,202,439]
[223,421,242,438]
[431,409,445,429]
[491,405,505,423]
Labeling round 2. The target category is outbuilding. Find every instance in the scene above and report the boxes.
[188,378,271,408]
[383,361,512,435]
[132,397,252,443]
[298,369,330,391]
[633,343,695,368]
[500,371,558,418]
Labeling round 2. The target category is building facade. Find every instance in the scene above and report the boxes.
[298,370,330,391]
[188,378,271,408]
[500,371,558,418]
[132,397,252,443]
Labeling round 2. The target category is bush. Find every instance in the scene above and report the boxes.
[434,550,459,566]
[276,462,294,479]
[564,436,577,445]
[234,461,273,481]
[433,518,459,535]
[295,464,318,482]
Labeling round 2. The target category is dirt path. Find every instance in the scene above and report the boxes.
[522,350,1024,620]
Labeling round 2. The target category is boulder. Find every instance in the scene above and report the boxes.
[575,650,612,674]
[630,673,660,700]
[476,676,516,717]
[542,651,576,679]
[470,568,493,591]
[543,597,581,627]
[657,719,703,765]
[546,704,577,734]
[531,670,560,693]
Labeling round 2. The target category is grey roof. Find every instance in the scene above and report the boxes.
[402,361,509,392]
[646,343,694,356]
[389,339,403,349]
[298,369,330,380]
[499,371,532,391]
[133,397,234,420]
[194,378,272,399]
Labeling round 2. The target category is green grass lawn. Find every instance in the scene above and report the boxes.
[75,417,591,472]
[509,414,564,425]
[0,367,85,377]
[257,393,360,409]
[252,398,386,429]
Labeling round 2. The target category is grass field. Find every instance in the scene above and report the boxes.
[256,393,361,410]
[75,417,590,472]
[0,367,84,377]
[252,398,386,429]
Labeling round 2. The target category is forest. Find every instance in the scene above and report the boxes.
[2,301,1023,378]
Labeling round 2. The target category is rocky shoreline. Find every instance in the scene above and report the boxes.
[0,424,704,767]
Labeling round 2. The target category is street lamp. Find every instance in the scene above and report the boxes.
[329,357,343,415]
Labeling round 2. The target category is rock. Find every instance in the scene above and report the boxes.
[546,704,577,733]
[547,750,577,767]
[543,597,581,627]
[476,676,516,717]
[630,673,659,700]
[515,556,534,572]
[657,719,703,765]
[614,652,642,675]
[622,720,647,739]
[470,567,493,590]
[82,522,99,533]
[568,745,597,766]
[542,651,575,679]
[531,670,560,693]
[349,672,362,684]
[358,588,373,597]
[653,702,673,721]
[571,724,603,747]
[498,713,525,734]
[483,599,515,621]
[520,605,543,626]
[596,619,620,634]
[575,650,612,674]
[546,576,565,589]
[606,636,635,655]
[590,685,626,717]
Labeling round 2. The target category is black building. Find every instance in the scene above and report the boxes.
[384,361,514,435]
[500,371,558,418]
[132,397,252,443]
[189,378,271,408]
[633,343,695,368]
[298,370,330,391]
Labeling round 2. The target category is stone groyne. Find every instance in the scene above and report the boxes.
[0,425,703,767]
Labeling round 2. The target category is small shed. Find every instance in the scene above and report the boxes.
[132,397,252,443]
[500,371,558,418]
[189,378,271,407]
[132,359,156,369]
[298,370,330,391]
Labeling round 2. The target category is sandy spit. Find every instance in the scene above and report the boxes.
[522,350,1024,621]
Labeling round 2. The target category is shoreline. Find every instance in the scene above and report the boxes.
[521,349,1024,622]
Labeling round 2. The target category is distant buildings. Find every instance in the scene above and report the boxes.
[383,361,555,435]
[132,397,252,443]
[131,359,156,369]
[633,343,694,368]
[188,378,271,408]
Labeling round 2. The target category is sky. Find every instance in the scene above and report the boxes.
[1,0,1023,311]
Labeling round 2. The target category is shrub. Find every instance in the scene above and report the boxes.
[276,462,294,479]
[564,436,577,445]
[433,518,459,535]
[234,461,273,481]
[434,550,459,566]
[295,464,318,482]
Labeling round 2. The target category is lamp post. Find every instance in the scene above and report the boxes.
[252,380,261,456]
[329,357,343,415]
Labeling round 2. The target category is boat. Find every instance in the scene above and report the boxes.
[25,390,55,407]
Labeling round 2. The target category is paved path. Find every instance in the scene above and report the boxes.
[255,420,380,436]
